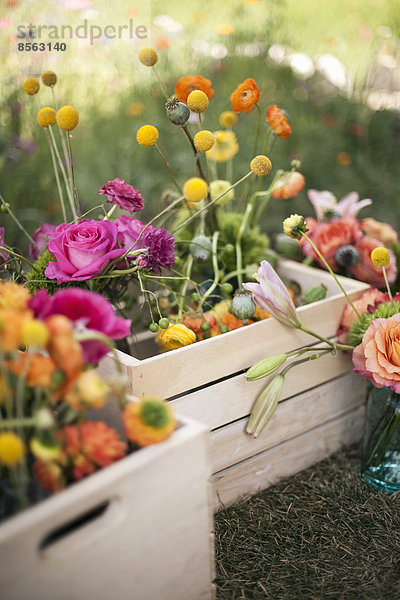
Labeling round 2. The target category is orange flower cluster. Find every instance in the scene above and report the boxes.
[175,75,215,104]
[266,105,292,138]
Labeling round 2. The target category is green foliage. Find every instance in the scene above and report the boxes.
[372,301,400,320]
[25,250,63,295]
[217,210,270,272]
[348,312,373,347]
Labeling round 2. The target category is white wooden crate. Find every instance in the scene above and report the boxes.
[0,414,215,600]
[99,260,369,508]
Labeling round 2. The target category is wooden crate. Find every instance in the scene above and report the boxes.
[0,414,215,600]
[99,260,370,508]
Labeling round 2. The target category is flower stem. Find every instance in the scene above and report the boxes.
[178,255,193,320]
[49,125,76,219]
[199,231,220,310]
[0,194,39,251]
[154,144,183,194]
[382,266,394,306]
[66,132,81,218]
[152,65,169,98]
[0,246,34,268]
[45,128,67,221]
[302,232,362,320]
[236,203,252,287]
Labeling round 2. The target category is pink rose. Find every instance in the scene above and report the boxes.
[348,237,397,286]
[353,313,400,393]
[29,223,56,260]
[360,218,398,245]
[45,220,125,283]
[301,217,363,270]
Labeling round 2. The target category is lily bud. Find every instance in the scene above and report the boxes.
[246,374,285,438]
[246,354,288,381]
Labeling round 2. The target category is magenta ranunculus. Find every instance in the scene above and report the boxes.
[29,288,131,363]
[115,215,175,273]
[0,227,9,264]
[45,219,125,283]
[99,178,144,213]
[29,223,57,260]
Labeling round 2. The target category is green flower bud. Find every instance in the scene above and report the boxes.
[220,325,229,334]
[191,292,200,302]
[301,284,328,305]
[149,322,159,333]
[231,290,256,320]
[246,353,288,381]
[0,204,9,214]
[264,248,279,269]
[220,282,233,296]
[200,321,210,331]
[224,243,235,255]
[34,408,55,430]
[189,235,212,263]
[165,97,190,126]
[158,318,169,329]
[275,233,301,259]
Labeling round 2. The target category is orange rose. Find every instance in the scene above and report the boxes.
[266,105,291,138]
[175,75,214,103]
[348,237,397,286]
[230,78,260,114]
[301,217,363,270]
[360,218,398,245]
[272,171,305,199]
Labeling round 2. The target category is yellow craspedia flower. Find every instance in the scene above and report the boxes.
[371,246,390,268]
[41,70,57,87]
[136,125,159,147]
[0,432,25,467]
[194,130,214,152]
[250,155,272,177]
[216,23,235,35]
[56,106,79,131]
[126,102,145,117]
[283,214,307,240]
[159,323,196,350]
[183,177,208,203]
[209,180,234,205]
[219,111,238,128]
[187,90,209,113]
[21,319,49,348]
[206,130,239,163]
[139,47,158,66]
[37,107,56,128]
[0,281,30,312]
[23,77,40,95]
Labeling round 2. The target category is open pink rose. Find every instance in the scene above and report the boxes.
[300,217,363,270]
[353,313,400,393]
[45,220,125,283]
[348,237,397,286]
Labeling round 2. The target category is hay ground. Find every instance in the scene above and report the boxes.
[214,444,400,600]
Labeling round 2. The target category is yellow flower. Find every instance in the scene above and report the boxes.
[183,178,208,203]
[194,130,214,152]
[139,47,158,66]
[283,214,307,240]
[37,107,56,128]
[187,90,209,113]
[250,155,272,177]
[123,397,176,446]
[219,111,238,128]
[0,282,30,312]
[41,70,57,87]
[209,180,234,205]
[75,370,109,408]
[56,106,79,131]
[136,125,159,146]
[21,319,49,348]
[23,77,40,95]
[159,323,196,349]
[371,247,390,268]
[0,432,25,467]
[216,23,235,35]
[206,130,239,162]
[126,102,145,117]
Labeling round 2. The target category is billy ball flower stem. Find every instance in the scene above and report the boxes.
[236,203,253,287]
[153,65,169,99]
[154,143,183,195]
[382,266,394,306]
[44,128,67,221]
[198,231,220,311]
[371,247,394,306]
[51,87,71,189]
[0,194,39,254]
[65,132,81,218]
[48,125,76,218]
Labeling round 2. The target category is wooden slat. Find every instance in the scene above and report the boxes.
[210,372,366,472]
[212,405,365,510]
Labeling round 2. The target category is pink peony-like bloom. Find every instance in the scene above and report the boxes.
[300,217,363,270]
[308,190,372,221]
[243,260,300,328]
[99,178,144,214]
[115,215,175,274]
[353,313,400,393]
[0,227,9,264]
[29,287,131,363]
[360,217,398,246]
[45,219,125,283]
[348,237,397,287]
[337,288,389,344]
[29,223,57,260]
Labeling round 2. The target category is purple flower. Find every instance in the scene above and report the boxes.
[29,288,131,363]
[45,219,125,284]
[116,215,175,273]
[243,260,300,328]
[29,223,57,260]
[99,178,144,213]
[0,227,9,264]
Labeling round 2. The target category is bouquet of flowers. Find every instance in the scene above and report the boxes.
[0,281,176,522]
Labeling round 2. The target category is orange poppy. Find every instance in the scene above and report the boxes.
[230,78,260,114]
[272,171,305,199]
[266,105,291,138]
[175,75,215,104]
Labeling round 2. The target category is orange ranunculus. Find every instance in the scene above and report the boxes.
[272,171,305,199]
[10,353,58,388]
[266,105,291,138]
[182,312,217,340]
[348,237,397,287]
[353,313,400,392]
[230,78,260,114]
[175,75,214,104]
[360,218,398,245]
[45,315,83,381]
[0,309,25,352]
